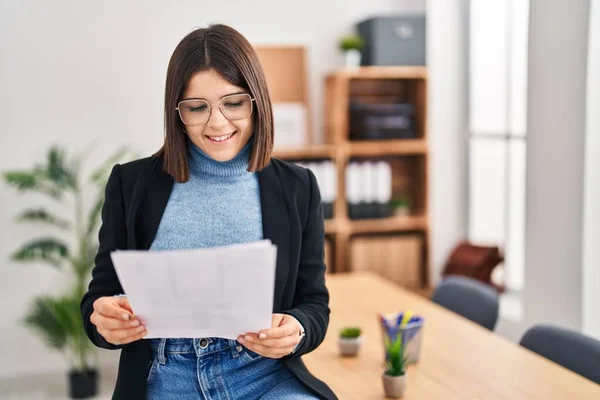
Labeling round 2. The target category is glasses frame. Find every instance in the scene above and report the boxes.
[175,93,255,126]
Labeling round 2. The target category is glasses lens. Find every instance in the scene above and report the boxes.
[220,94,253,121]
[178,99,210,125]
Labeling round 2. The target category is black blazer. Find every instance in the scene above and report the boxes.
[80,155,337,400]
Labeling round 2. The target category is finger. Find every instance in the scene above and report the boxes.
[271,314,285,328]
[250,335,299,349]
[259,322,297,340]
[243,314,286,340]
[103,325,147,343]
[240,340,290,358]
[119,328,148,345]
[101,327,148,346]
[239,332,298,348]
[95,299,133,320]
[91,313,143,330]
[114,296,133,313]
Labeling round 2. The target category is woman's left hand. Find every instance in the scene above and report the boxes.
[237,313,302,359]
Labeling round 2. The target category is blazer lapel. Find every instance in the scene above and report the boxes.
[127,156,174,250]
[258,162,291,310]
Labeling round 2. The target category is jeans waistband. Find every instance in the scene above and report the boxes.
[149,338,242,364]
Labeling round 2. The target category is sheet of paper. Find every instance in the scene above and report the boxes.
[110,240,277,339]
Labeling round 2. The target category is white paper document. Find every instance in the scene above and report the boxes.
[110,240,277,340]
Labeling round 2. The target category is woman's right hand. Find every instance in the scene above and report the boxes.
[90,296,147,345]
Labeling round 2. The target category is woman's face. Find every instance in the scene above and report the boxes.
[180,69,254,162]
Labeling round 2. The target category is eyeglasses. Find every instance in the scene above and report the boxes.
[176,93,255,126]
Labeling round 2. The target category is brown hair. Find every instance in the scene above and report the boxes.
[156,24,273,182]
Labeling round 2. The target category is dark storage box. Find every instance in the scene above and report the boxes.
[349,101,416,140]
[357,15,426,66]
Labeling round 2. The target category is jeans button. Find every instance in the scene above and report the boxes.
[199,338,209,349]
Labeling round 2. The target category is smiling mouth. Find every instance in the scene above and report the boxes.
[206,131,237,143]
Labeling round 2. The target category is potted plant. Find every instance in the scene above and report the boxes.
[390,197,410,216]
[3,145,130,399]
[339,326,362,357]
[339,34,364,68]
[382,332,408,398]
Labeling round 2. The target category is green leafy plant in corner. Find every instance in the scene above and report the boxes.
[384,333,408,377]
[340,326,362,339]
[339,34,364,52]
[3,145,131,373]
[390,197,410,211]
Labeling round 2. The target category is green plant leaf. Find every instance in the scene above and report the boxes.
[17,208,70,229]
[339,34,364,51]
[384,333,407,376]
[3,146,78,198]
[340,327,362,339]
[24,293,89,351]
[24,296,69,350]
[71,238,96,285]
[12,238,69,267]
[3,171,63,199]
[89,146,128,187]
[3,171,41,190]
[390,197,410,209]
[45,146,77,190]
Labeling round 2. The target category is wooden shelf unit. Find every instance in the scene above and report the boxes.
[274,66,430,289]
[273,145,336,160]
[347,139,426,156]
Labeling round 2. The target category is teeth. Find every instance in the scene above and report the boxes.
[210,133,233,142]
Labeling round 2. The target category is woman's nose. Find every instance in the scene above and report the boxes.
[207,105,228,128]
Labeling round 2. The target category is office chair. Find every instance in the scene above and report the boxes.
[520,324,600,384]
[431,275,500,330]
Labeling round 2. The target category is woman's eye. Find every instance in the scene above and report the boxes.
[189,105,207,112]
[224,101,243,108]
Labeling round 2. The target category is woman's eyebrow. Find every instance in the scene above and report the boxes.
[182,91,248,101]
[222,91,247,97]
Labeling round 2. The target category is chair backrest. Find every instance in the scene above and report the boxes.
[520,324,600,384]
[431,275,499,330]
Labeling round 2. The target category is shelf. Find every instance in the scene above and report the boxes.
[273,145,335,160]
[328,66,427,80]
[346,139,427,157]
[319,66,429,284]
[348,214,428,234]
[324,219,337,234]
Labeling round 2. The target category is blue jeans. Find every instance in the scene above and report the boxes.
[147,338,318,399]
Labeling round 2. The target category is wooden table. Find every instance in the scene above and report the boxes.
[303,272,600,399]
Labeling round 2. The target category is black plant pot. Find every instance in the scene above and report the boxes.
[69,369,98,399]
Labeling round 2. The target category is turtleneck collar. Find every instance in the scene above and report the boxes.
[188,136,253,178]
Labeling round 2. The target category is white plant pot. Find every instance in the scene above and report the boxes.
[343,49,362,68]
[382,372,407,398]
[393,207,410,217]
[339,336,362,357]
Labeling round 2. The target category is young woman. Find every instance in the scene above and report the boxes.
[80,24,336,400]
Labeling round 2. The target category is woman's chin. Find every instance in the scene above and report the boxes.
[205,146,240,162]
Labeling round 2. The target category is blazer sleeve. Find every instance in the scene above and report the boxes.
[80,164,127,350]
[283,168,331,358]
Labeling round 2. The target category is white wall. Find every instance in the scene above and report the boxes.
[524,0,590,330]
[427,0,469,285]
[583,0,600,340]
[0,0,470,378]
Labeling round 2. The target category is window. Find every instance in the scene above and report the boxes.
[468,0,530,292]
